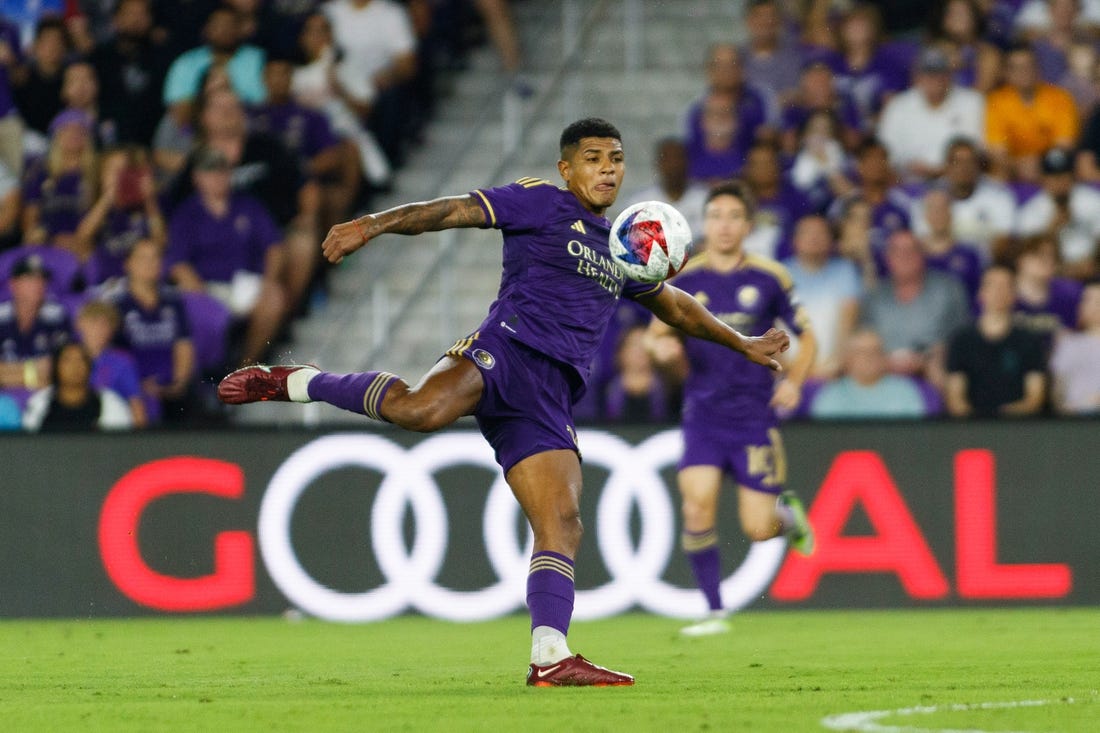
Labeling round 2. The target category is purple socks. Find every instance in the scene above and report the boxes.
[683,528,723,612]
[526,551,575,635]
[307,371,400,421]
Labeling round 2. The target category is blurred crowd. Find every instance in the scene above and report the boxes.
[0,0,521,432]
[600,0,1100,423]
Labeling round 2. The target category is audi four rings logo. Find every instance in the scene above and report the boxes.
[259,431,787,623]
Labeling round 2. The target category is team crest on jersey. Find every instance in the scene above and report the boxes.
[737,285,760,309]
[472,349,496,369]
[693,291,710,307]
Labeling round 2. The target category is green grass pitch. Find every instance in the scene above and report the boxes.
[2,608,1097,732]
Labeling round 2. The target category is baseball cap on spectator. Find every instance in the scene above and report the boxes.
[1040,147,1073,175]
[916,46,952,75]
[11,254,51,280]
[48,108,95,137]
[193,146,233,171]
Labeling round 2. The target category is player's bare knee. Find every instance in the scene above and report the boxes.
[741,517,781,542]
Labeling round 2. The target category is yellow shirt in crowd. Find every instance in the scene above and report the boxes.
[985,83,1079,157]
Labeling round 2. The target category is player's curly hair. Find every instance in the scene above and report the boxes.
[559,118,622,155]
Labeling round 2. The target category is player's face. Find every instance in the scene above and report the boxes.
[703,194,752,255]
[558,137,625,215]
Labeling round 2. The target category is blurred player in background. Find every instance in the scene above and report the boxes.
[218,118,790,686]
[647,180,816,637]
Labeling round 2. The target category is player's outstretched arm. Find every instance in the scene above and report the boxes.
[321,194,488,264]
[642,284,790,371]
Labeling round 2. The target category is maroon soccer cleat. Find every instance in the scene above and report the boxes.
[526,654,635,687]
[217,364,316,404]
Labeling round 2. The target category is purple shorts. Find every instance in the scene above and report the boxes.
[678,420,787,495]
[446,328,581,475]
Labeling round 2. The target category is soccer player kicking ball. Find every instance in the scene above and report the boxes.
[219,119,790,686]
[647,180,817,638]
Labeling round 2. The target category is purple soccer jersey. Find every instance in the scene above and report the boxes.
[671,254,807,427]
[0,299,71,361]
[833,49,906,126]
[109,288,191,385]
[249,102,341,162]
[164,193,282,283]
[1014,277,1083,346]
[470,179,663,385]
[754,185,815,261]
[780,92,865,137]
[91,347,142,401]
[926,243,984,306]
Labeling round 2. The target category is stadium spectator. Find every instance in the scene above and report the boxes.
[742,141,813,260]
[322,0,419,166]
[172,86,318,315]
[22,341,131,431]
[59,61,115,148]
[0,254,72,398]
[741,0,805,103]
[832,4,908,128]
[0,16,25,178]
[74,299,146,427]
[152,64,229,186]
[780,58,864,156]
[985,43,1078,182]
[916,187,984,302]
[1050,279,1100,413]
[106,238,199,425]
[834,193,879,288]
[251,54,359,235]
[162,6,267,111]
[617,137,708,242]
[809,327,930,418]
[782,215,862,379]
[0,158,20,250]
[860,229,971,386]
[1015,146,1100,280]
[684,43,778,180]
[927,0,1002,93]
[1056,39,1099,115]
[926,137,1016,261]
[12,17,70,145]
[604,324,676,423]
[75,145,166,286]
[89,0,171,147]
[878,46,985,181]
[685,90,744,184]
[945,263,1047,417]
[291,10,392,190]
[789,110,856,214]
[1011,234,1083,346]
[165,146,287,367]
[848,137,911,256]
[21,109,98,255]
[1017,0,1093,83]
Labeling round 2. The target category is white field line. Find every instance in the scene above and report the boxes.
[820,697,1076,733]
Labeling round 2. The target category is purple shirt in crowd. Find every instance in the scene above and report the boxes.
[926,243,984,306]
[685,84,778,180]
[670,254,807,427]
[1014,277,1084,346]
[780,92,865,136]
[91,347,142,401]
[22,167,91,239]
[164,193,282,282]
[0,299,71,361]
[755,185,814,261]
[471,180,663,385]
[92,209,154,284]
[249,102,340,162]
[832,48,908,125]
[109,287,191,384]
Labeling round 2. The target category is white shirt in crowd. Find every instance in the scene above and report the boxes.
[1015,185,1100,266]
[878,87,985,172]
[323,0,416,81]
[910,177,1017,261]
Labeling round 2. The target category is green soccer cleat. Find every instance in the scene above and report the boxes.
[779,490,815,556]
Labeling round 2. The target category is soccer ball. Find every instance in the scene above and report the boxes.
[609,200,693,283]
